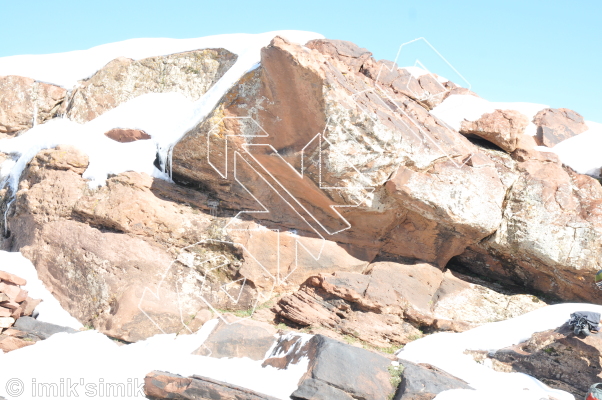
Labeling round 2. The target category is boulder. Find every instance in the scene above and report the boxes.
[468,322,602,399]
[144,371,280,400]
[533,107,588,147]
[0,75,66,137]
[453,155,602,303]
[192,317,278,360]
[292,335,396,400]
[67,49,238,123]
[460,109,529,152]
[394,360,472,400]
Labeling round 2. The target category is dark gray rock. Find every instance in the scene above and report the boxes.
[394,360,472,400]
[144,371,280,400]
[291,378,355,400]
[13,316,77,340]
[300,334,395,400]
[191,318,277,361]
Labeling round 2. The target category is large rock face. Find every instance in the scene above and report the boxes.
[67,49,238,123]
[0,75,66,137]
[454,150,602,302]
[2,34,602,348]
[170,36,507,271]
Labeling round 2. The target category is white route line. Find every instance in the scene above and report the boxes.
[140,37,473,333]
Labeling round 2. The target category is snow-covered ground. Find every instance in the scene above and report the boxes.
[399,303,602,400]
[0,250,310,400]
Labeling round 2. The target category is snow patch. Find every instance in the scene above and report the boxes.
[538,120,602,177]
[399,303,602,400]
[0,318,310,399]
[0,31,324,192]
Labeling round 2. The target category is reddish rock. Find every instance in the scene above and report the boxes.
[67,49,238,123]
[460,109,529,152]
[0,270,26,286]
[0,75,66,137]
[144,371,280,400]
[0,307,11,317]
[533,107,588,147]
[104,128,151,143]
[0,335,35,352]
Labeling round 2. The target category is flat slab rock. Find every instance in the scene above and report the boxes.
[13,316,77,340]
[291,334,396,400]
[394,360,472,400]
[144,371,280,400]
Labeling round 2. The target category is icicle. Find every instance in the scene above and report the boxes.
[3,199,14,237]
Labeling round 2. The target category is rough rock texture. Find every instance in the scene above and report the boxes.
[192,316,277,360]
[0,75,66,137]
[67,49,238,123]
[144,371,280,400]
[453,150,602,303]
[533,108,588,147]
[394,360,472,400]
[104,128,151,143]
[2,145,240,341]
[460,109,529,152]
[292,334,396,400]
[275,263,545,347]
[171,35,505,273]
[468,322,602,399]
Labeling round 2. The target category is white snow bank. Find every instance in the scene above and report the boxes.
[538,120,602,177]
[0,31,322,89]
[399,303,602,400]
[0,319,310,400]
[0,31,323,191]
[431,94,548,135]
[0,250,82,329]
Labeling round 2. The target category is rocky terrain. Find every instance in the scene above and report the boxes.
[0,31,600,399]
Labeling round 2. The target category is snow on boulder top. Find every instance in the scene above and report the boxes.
[539,120,602,177]
[0,31,324,89]
[431,94,548,135]
[0,31,323,191]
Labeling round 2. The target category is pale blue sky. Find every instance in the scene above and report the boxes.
[1,0,600,121]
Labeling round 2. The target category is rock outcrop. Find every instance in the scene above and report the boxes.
[275,264,545,347]
[395,360,472,400]
[533,108,588,147]
[2,34,602,349]
[468,322,602,399]
[0,75,66,137]
[66,49,238,123]
[460,109,529,152]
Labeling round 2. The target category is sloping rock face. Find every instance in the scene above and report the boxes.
[171,36,507,271]
[460,109,529,152]
[275,263,545,347]
[67,49,238,123]
[468,322,602,399]
[0,75,66,137]
[533,107,588,147]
